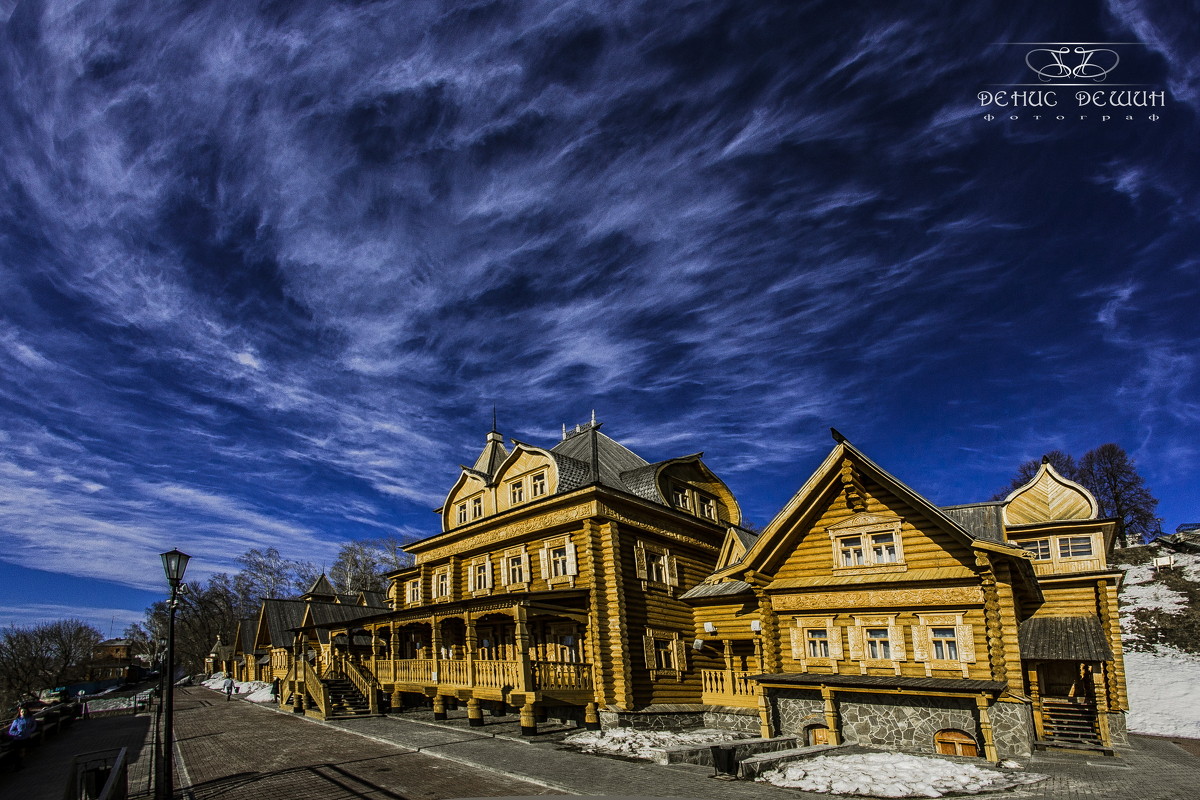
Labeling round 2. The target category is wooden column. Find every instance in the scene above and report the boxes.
[1091,665,1112,746]
[431,617,445,718]
[467,697,483,727]
[820,685,841,745]
[514,604,534,694]
[584,702,600,730]
[976,694,999,763]
[371,627,379,678]
[465,611,478,689]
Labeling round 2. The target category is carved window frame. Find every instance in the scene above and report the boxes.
[503,545,530,591]
[539,535,578,587]
[405,579,422,606]
[634,539,679,595]
[642,627,687,682]
[848,614,906,675]
[468,555,494,596]
[911,613,975,677]
[789,616,843,673]
[432,566,452,602]
[456,502,468,526]
[827,514,906,576]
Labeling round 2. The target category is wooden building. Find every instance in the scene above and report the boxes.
[276,423,1126,762]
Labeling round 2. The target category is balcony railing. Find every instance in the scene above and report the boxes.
[371,658,590,692]
[701,669,756,702]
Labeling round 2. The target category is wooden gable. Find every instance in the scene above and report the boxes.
[1003,462,1097,526]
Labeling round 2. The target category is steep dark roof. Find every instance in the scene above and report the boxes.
[550,424,650,493]
[1019,617,1113,661]
[303,574,337,599]
[306,602,383,629]
[261,599,308,648]
[237,619,257,653]
[359,591,387,608]
[620,463,665,503]
[941,502,1006,542]
[732,526,760,551]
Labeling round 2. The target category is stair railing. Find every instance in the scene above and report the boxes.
[341,658,381,714]
[303,661,330,718]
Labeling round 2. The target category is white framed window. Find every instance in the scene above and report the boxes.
[1019,539,1052,560]
[539,536,578,585]
[1059,536,1094,558]
[530,472,547,498]
[509,480,524,505]
[827,514,906,573]
[634,540,679,589]
[432,567,451,599]
[456,503,468,525]
[503,546,529,588]
[468,556,493,593]
[405,579,422,605]
[671,485,690,510]
[807,629,830,658]
[930,627,958,660]
[697,495,717,521]
[865,628,891,660]
[911,613,975,677]
[790,617,843,669]
[471,496,483,518]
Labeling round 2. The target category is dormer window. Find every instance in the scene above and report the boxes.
[510,480,524,505]
[671,486,690,510]
[697,495,717,521]
[471,496,483,518]
[1019,539,1052,560]
[530,472,547,498]
[456,503,468,525]
[1059,535,1094,558]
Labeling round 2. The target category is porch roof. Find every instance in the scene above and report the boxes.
[751,672,1008,694]
[1018,616,1113,661]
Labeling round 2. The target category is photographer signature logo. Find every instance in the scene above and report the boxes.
[1026,46,1119,82]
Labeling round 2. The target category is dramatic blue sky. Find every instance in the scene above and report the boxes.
[1,0,1196,634]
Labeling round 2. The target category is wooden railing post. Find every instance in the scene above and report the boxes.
[465,612,478,689]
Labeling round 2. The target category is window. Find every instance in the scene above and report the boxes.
[930,627,958,660]
[807,629,830,658]
[865,628,891,660]
[530,472,547,498]
[433,569,450,598]
[471,559,492,592]
[671,486,690,510]
[405,580,421,604]
[870,532,898,563]
[548,545,569,577]
[642,628,686,680]
[698,495,717,521]
[1059,536,1093,558]
[509,480,524,504]
[507,554,526,585]
[1020,539,1051,560]
[839,536,865,566]
[934,730,978,758]
[456,503,468,525]
[471,496,483,518]
[646,552,666,583]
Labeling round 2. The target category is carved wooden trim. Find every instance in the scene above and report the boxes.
[772,586,982,611]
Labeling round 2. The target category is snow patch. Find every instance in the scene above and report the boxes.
[1124,647,1200,738]
[758,752,1047,797]
[201,674,274,703]
[563,727,753,759]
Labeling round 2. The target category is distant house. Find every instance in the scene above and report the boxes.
[89,638,143,682]
[263,422,1127,762]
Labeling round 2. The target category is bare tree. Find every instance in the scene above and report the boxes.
[0,620,101,709]
[330,541,385,594]
[1077,443,1161,548]
[233,547,315,605]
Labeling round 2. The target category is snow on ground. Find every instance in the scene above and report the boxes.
[757,752,1047,798]
[563,727,754,759]
[1124,647,1200,738]
[200,673,274,703]
[1119,579,1188,618]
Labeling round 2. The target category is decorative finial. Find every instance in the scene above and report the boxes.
[491,405,498,433]
[591,409,597,425]
[1041,455,1050,464]
[830,427,847,444]
[562,423,567,441]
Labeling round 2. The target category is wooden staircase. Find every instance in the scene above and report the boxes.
[322,677,373,718]
[1036,698,1112,754]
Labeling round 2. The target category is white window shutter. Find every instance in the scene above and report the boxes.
[847,625,863,661]
[634,543,647,580]
[911,625,930,661]
[956,625,976,662]
[889,624,906,661]
[643,635,656,669]
[484,556,494,589]
[539,545,550,580]
[565,540,578,575]
[790,627,804,662]
[827,622,844,660]
[467,563,476,593]
[667,554,679,586]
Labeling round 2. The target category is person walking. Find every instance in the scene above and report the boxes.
[7,706,37,769]
[223,676,234,701]
[270,677,280,703]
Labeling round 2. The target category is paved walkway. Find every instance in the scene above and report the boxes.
[6,685,1200,799]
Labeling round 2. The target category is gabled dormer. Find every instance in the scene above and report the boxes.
[1001,461,1116,575]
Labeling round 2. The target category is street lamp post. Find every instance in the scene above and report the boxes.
[160,548,190,800]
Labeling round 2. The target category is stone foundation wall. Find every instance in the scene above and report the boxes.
[703,707,761,734]
[1105,712,1129,746]
[599,708,707,731]
[769,689,826,739]
[990,701,1033,758]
